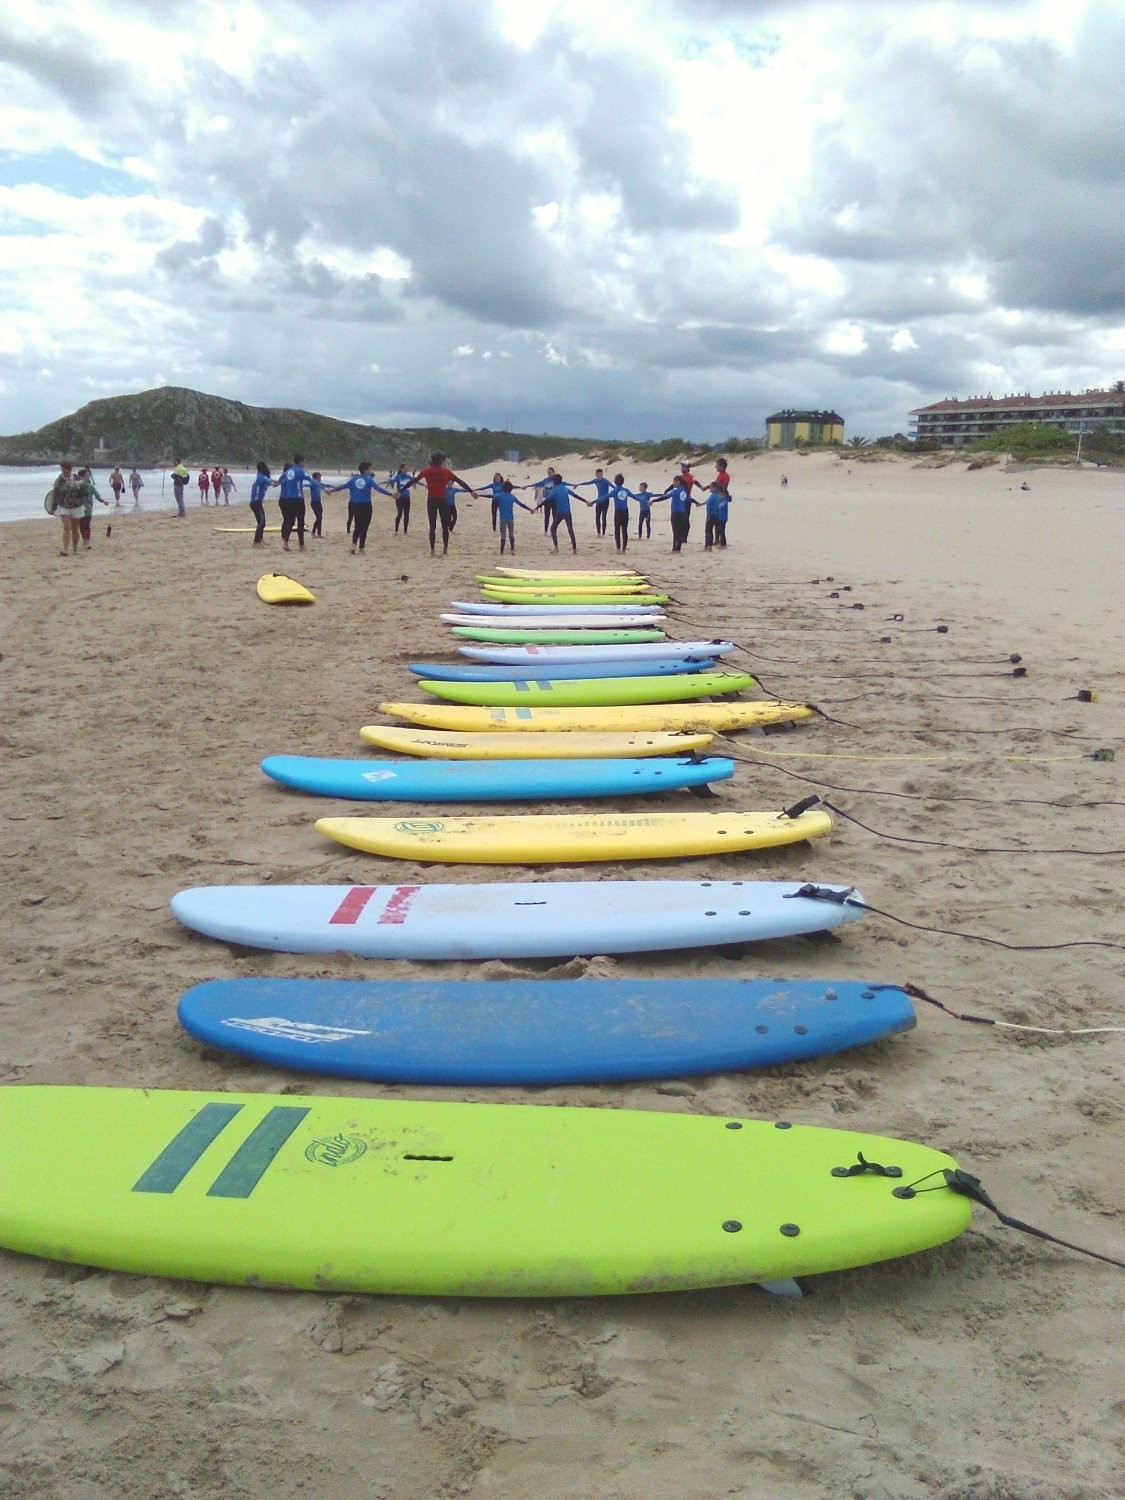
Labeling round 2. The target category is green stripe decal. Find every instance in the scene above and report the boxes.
[133,1102,243,1194]
[206,1106,310,1199]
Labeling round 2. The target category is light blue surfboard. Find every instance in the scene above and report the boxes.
[177,977,917,1085]
[409,658,716,682]
[260,753,735,801]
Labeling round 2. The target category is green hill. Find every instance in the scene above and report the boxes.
[0,387,605,470]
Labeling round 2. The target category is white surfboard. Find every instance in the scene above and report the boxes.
[171,880,866,961]
[460,640,736,664]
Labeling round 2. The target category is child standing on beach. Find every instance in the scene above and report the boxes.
[388,463,414,534]
[703,481,729,549]
[533,475,590,554]
[249,462,276,545]
[492,480,534,554]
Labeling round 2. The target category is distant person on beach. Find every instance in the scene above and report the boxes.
[573,468,612,536]
[309,471,325,537]
[50,461,86,555]
[170,460,190,516]
[780,473,789,489]
[220,468,236,505]
[129,467,143,506]
[326,462,394,555]
[109,467,125,506]
[406,453,476,557]
[492,480,534,555]
[388,462,414,534]
[76,468,109,547]
[703,480,729,549]
[210,465,223,501]
[633,481,654,539]
[277,455,314,550]
[198,468,211,504]
[533,475,589,554]
[249,461,276,545]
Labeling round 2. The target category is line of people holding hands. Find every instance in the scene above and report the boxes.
[242,452,732,557]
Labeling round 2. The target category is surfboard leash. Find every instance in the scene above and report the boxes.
[901,982,1124,1037]
[888,1169,1125,1271]
[817,798,1125,856]
[784,883,1125,952]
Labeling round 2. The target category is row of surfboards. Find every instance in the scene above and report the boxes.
[1,563,976,1300]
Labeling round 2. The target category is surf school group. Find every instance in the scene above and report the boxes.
[153,451,736,556]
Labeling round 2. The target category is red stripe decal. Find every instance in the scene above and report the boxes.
[376,885,421,925]
[329,887,377,925]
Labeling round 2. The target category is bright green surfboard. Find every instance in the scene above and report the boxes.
[0,1088,972,1296]
[418,671,755,708]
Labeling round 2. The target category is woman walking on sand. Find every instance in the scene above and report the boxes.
[77,467,109,548]
[50,461,86,556]
[220,469,236,505]
[129,467,143,507]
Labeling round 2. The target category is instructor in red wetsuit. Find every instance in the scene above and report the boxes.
[406,452,478,556]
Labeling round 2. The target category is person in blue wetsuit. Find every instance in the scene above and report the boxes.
[649,475,692,552]
[388,462,414,535]
[327,462,395,554]
[573,468,613,536]
[491,480,535,555]
[704,480,730,549]
[479,473,514,532]
[533,475,590,554]
[444,478,473,533]
[277,454,314,550]
[249,461,277,545]
[525,467,559,532]
[633,481,655,540]
[608,473,633,553]
[309,471,325,537]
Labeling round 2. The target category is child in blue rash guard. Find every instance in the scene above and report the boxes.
[633,481,654,539]
[704,481,729,549]
[608,473,633,553]
[249,461,277,545]
[649,476,692,552]
[573,468,613,536]
[327,462,395,554]
[309,471,325,537]
[445,478,474,532]
[278,454,314,550]
[388,462,413,534]
[525,467,559,532]
[534,476,590,554]
[492,480,534,555]
[479,473,513,532]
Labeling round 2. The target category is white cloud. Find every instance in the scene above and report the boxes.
[0,0,1120,443]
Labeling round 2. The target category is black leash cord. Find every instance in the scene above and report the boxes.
[943,1172,1125,1271]
[820,799,1124,857]
[902,982,1124,1036]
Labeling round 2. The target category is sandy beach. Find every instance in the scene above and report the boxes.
[2,447,1122,1499]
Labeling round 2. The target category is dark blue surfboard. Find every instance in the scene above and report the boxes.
[177,978,916,1085]
[260,753,734,800]
[408,657,715,682]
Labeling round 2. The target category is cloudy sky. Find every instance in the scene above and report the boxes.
[1,0,1123,444]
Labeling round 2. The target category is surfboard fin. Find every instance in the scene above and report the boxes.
[758,1278,804,1298]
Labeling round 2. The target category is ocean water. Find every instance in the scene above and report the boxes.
[0,465,260,524]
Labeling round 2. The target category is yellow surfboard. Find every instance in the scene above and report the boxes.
[359,726,716,759]
[377,701,814,733]
[257,573,315,605]
[316,806,833,863]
